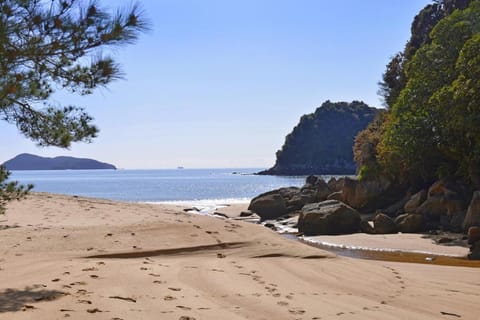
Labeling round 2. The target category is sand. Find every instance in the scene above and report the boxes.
[0,192,479,320]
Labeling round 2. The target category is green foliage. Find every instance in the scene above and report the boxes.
[378,0,471,108]
[0,166,32,214]
[353,111,386,180]
[0,0,148,147]
[265,101,379,175]
[378,1,480,187]
[0,0,148,212]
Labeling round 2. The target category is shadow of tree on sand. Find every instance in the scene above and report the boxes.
[0,285,65,313]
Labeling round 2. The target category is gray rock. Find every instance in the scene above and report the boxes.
[359,219,375,234]
[297,200,361,236]
[302,176,332,202]
[449,212,465,233]
[341,176,392,210]
[248,193,287,220]
[240,211,254,217]
[395,213,424,233]
[404,189,427,213]
[373,213,397,234]
[416,180,469,230]
[416,197,447,218]
[468,240,480,260]
[287,189,316,211]
[463,191,480,231]
[327,191,343,202]
[327,177,345,193]
[382,194,409,216]
[467,226,480,245]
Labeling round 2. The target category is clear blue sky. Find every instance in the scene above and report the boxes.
[1,0,431,169]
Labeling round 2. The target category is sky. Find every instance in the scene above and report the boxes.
[0,0,432,169]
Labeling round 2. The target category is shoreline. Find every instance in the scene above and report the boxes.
[11,192,472,260]
[2,192,479,319]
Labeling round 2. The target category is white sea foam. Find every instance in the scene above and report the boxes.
[145,198,251,207]
[144,198,250,215]
[300,237,464,257]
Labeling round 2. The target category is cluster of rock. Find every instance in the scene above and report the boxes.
[247,176,480,259]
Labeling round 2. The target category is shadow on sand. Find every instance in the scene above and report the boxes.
[0,286,64,313]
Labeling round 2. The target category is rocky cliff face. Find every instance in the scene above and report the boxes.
[259,101,379,175]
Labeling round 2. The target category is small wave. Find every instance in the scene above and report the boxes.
[144,198,250,207]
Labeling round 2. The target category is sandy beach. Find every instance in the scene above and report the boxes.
[1,193,479,320]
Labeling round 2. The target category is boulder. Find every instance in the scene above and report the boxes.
[248,192,288,220]
[395,213,424,233]
[382,194,409,217]
[404,189,427,213]
[415,197,447,218]
[359,219,375,234]
[416,180,469,230]
[373,213,397,234]
[341,176,393,210]
[287,189,316,212]
[301,176,332,203]
[463,191,480,231]
[327,191,343,202]
[449,213,465,233]
[467,226,480,245]
[297,200,361,236]
[240,211,254,217]
[327,177,345,193]
[468,240,480,260]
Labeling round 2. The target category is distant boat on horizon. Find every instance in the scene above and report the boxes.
[177,166,185,169]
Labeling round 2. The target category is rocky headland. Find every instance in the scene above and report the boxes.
[2,153,116,170]
[258,101,380,175]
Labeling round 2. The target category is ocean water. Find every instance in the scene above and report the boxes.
[9,168,308,205]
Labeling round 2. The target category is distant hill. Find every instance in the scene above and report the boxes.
[259,101,380,175]
[2,154,116,170]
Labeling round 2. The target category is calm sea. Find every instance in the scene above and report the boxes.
[9,168,307,205]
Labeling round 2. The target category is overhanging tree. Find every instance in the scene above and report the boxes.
[0,0,148,212]
[378,1,480,186]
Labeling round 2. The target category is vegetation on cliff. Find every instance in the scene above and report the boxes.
[260,101,379,175]
[355,0,480,188]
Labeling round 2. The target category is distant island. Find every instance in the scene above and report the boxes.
[2,153,116,170]
[259,101,380,176]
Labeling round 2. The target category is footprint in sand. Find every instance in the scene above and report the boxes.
[77,299,92,304]
[176,306,192,310]
[86,308,102,313]
[149,273,161,277]
[82,267,98,272]
[288,308,305,315]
